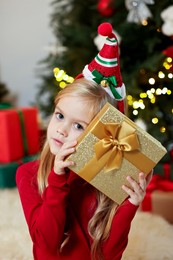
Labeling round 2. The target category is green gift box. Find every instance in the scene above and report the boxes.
[0,154,39,188]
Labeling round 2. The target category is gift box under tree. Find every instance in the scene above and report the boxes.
[0,107,40,163]
[140,142,173,223]
[140,159,173,223]
[0,154,39,188]
[66,102,167,205]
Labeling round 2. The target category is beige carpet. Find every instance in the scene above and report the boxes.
[0,188,173,260]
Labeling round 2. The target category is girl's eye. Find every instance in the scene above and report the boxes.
[74,123,84,130]
[56,112,64,120]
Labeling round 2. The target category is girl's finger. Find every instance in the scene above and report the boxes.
[62,140,77,149]
[138,172,146,191]
[55,147,76,162]
[122,184,134,196]
[54,160,74,174]
[146,169,153,185]
[126,176,139,191]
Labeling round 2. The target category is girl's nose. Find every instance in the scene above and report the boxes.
[57,124,68,137]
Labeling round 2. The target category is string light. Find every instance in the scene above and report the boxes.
[148,78,155,85]
[140,93,147,98]
[127,82,172,127]
[59,81,66,88]
[53,67,74,88]
[162,87,167,94]
[150,98,156,104]
[133,110,138,115]
[127,56,172,136]
[158,71,165,79]
[167,57,172,63]
[168,73,173,79]
[156,88,162,95]
[152,118,158,124]
[127,95,133,106]
[163,57,172,70]
[160,127,166,133]
[150,88,155,93]
[142,20,148,26]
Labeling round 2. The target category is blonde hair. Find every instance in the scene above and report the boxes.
[37,78,118,259]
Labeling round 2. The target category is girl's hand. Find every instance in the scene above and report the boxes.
[122,170,153,206]
[53,140,77,175]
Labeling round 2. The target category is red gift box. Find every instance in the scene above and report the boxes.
[0,107,40,163]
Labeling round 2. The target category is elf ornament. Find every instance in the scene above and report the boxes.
[76,22,126,113]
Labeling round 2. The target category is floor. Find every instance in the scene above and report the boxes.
[0,188,173,260]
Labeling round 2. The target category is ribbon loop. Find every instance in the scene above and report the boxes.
[93,122,140,172]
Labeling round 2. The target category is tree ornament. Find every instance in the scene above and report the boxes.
[163,46,173,59]
[125,0,154,24]
[161,5,173,37]
[97,0,115,17]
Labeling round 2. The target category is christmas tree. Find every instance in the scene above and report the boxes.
[36,0,173,147]
[0,82,17,108]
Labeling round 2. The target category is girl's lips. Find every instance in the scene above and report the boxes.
[53,138,63,146]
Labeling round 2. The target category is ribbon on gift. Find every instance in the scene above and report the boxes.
[163,163,172,180]
[0,103,13,109]
[93,122,140,172]
[77,120,156,182]
[92,69,122,100]
[17,110,29,156]
[141,174,173,211]
[154,162,173,180]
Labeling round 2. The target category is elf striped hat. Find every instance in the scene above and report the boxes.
[76,22,126,113]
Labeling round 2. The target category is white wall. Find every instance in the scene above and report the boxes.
[0,0,54,106]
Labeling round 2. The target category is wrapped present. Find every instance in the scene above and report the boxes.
[0,107,40,163]
[0,103,13,109]
[0,162,18,188]
[141,174,173,223]
[0,154,39,188]
[66,102,167,205]
[150,191,173,224]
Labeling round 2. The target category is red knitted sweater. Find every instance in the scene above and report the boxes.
[16,161,138,260]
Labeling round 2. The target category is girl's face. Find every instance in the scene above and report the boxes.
[47,95,94,155]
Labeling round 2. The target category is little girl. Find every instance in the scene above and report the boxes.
[16,78,152,260]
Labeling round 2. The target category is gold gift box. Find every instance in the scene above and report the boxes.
[66,102,167,205]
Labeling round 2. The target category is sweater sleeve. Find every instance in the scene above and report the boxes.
[102,199,139,260]
[16,161,69,254]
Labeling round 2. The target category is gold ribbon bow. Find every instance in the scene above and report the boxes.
[93,122,140,172]
[74,110,156,183]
